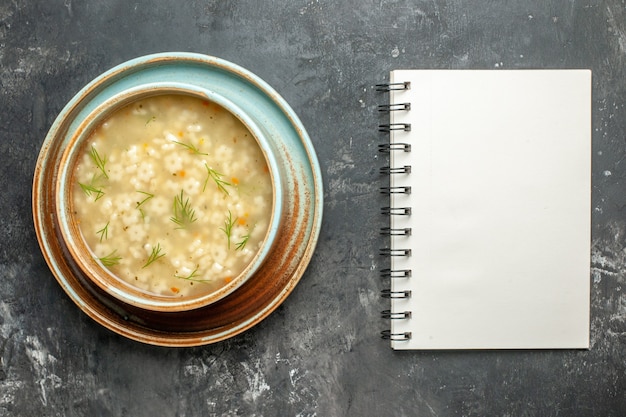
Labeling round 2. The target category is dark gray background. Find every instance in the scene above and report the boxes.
[1,0,625,416]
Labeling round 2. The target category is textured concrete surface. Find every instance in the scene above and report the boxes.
[1,0,625,416]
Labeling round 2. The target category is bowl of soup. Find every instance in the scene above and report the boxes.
[34,53,323,345]
[45,82,284,312]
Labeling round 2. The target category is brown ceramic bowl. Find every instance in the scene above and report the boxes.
[54,83,285,312]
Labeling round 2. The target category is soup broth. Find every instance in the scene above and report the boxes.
[71,94,273,298]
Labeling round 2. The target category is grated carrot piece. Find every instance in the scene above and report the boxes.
[171,287,180,294]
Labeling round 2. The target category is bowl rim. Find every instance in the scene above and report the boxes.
[54,82,284,312]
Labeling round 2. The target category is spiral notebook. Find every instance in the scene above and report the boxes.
[378,70,591,350]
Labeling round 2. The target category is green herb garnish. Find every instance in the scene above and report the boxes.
[171,140,208,155]
[170,190,197,228]
[136,190,154,218]
[142,243,166,268]
[235,234,250,251]
[145,116,156,125]
[97,250,121,267]
[175,265,209,282]
[89,145,109,179]
[96,221,110,242]
[79,181,105,201]
[220,210,237,249]
[203,163,232,194]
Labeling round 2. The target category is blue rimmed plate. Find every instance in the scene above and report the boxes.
[33,52,323,346]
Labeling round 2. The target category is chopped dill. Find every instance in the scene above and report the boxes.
[220,210,237,249]
[97,250,121,267]
[203,163,232,194]
[79,181,105,201]
[170,190,197,228]
[96,221,110,242]
[235,234,250,251]
[136,190,154,219]
[142,243,166,268]
[175,265,209,283]
[136,190,154,207]
[170,139,208,155]
[89,145,109,179]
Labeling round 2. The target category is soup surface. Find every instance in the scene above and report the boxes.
[72,94,273,298]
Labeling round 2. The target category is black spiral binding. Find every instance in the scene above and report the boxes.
[375,81,411,91]
[378,143,411,153]
[379,248,411,257]
[380,268,411,278]
[380,165,411,175]
[378,123,411,133]
[381,330,412,341]
[378,79,412,342]
[381,310,412,319]
[378,102,411,112]
[381,206,411,216]
[380,186,411,195]
[380,289,411,298]
[380,227,411,236]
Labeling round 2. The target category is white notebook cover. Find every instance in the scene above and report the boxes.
[388,70,591,350]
